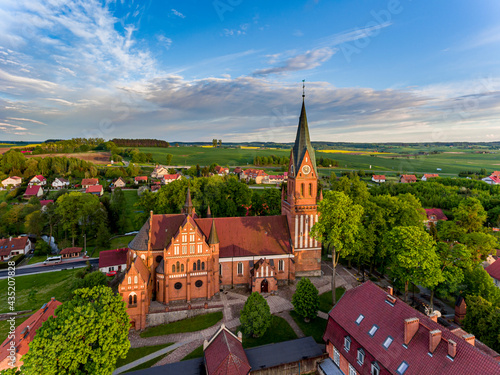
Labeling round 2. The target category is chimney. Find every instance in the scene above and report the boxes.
[463,334,475,346]
[237,331,243,342]
[429,312,438,322]
[404,318,419,345]
[51,297,55,301]
[448,339,457,358]
[386,294,396,305]
[387,286,393,296]
[429,330,442,353]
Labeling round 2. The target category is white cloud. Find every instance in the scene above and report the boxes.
[7,117,47,125]
[171,9,185,18]
[157,35,173,50]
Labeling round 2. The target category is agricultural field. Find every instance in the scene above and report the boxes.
[24,151,111,165]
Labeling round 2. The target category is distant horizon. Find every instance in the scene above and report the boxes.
[1,1,499,142]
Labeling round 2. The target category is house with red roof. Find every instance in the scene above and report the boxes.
[214,166,229,176]
[23,185,43,199]
[0,236,31,261]
[372,175,386,183]
[486,259,500,288]
[241,168,268,184]
[114,177,127,188]
[28,175,47,186]
[322,281,500,375]
[400,174,417,183]
[161,173,182,185]
[265,174,288,184]
[0,298,61,371]
[422,173,439,181]
[81,178,99,188]
[1,176,22,188]
[99,248,128,273]
[151,165,170,178]
[85,185,103,196]
[40,199,54,212]
[482,173,500,185]
[60,247,82,258]
[424,208,448,229]
[134,176,148,185]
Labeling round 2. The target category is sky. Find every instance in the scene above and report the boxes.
[0,0,500,143]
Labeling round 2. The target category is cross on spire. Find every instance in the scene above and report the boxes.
[302,79,305,99]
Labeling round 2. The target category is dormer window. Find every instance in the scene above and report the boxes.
[371,362,380,375]
[383,336,393,349]
[368,325,378,337]
[344,336,351,352]
[357,348,365,365]
[355,314,364,325]
[396,361,409,375]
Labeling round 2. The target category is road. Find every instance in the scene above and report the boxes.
[0,258,99,279]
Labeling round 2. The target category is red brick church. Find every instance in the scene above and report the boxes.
[119,96,322,330]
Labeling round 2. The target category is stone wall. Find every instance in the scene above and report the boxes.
[146,306,223,327]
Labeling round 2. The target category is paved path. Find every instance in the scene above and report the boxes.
[277,311,305,338]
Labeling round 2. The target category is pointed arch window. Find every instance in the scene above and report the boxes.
[193,263,197,271]
[134,276,138,284]
[301,183,304,196]
[172,264,175,273]
[309,183,312,196]
[219,263,222,275]
[176,261,180,273]
[128,277,131,284]
[197,260,201,270]
[201,262,205,271]
[181,264,184,272]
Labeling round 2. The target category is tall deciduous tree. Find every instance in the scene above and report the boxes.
[453,197,487,233]
[463,295,500,352]
[239,292,272,338]
[22,286,130,375]
[292,278,320,322]
[311,191,363,305]
[383,226,443,302]
[165,154,173,166]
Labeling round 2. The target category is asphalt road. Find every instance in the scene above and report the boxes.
[0,258,99,278]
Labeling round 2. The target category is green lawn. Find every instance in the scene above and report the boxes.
[123,351,172,373]
[289,310,327,343]
[140,311,223,338]
[122,189,141,232]
[0,315,30,342]
[115,343,173,368]
[238,315,298,349]
[92,235,135,257]
[26,255,48,265]
[318,288,346,313]
[0,269,79,313]
[181,344,204,361]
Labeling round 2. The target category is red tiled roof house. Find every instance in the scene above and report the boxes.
[1,176,22,188]
[0,236,31,261]
[422,174,439,181]
[486,259,500,288]
[60,247,82,258]
[99,248,128,273]
[400,174,417,183]
[372,175,386,183]
[134,176,148,185]
[28,175,47,186]
[81,178,99,188]
[424,208,448,229]
[23,185,43,199]
[85,185,103,196]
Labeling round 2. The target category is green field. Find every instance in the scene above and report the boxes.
[91,234,135,257]
[122,189,141,232]
[139,311,223,338]
[137,146,500,176]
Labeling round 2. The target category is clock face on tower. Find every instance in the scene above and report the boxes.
[302,165,311,175]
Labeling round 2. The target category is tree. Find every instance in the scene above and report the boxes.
[165,154,173,166]
[311,191,363,305]
[453,197,487,233]
[292,278,320,322]
[218,139,222,147]
[239,292,272,338]
[428,221,438,241]
[212,139,217,147]
[329,171,337,185]
[22,286,130,375]
[34,240,51,256]
[463,295,500,351]
[72,271,108,290]
[383,226,443,302]
[25,210,45,238]
[462,266,500,307]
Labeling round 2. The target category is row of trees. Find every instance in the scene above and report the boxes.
[253,155,289,166]
[111,139,170,148]
[26,138,105,154]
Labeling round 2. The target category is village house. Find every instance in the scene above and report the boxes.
[400,174,417,183]
[232,166,243,176]
[161,173,182,185]
[485,259,500,288]
[60,247,82,259]
[371,175,386,183]
[81,178,99,188]
[114,177,127,188]
[120,97,322,330]
[51,177,69,189]
[0,298,62,371]
[24,185,43,199]
[265,173,288,184]
[0,236,31,261]
[482,172,500,185]
[151,165,170,178]
[241,169,268,184]
[99,248,128,273]
[214,166,229,176]
[424,208,448,229]
[85,185,103,196]
[134,176,148,185]
[1,176,22,188]
[322,281,500,375]
[28,175,47,186]
[40,200,54,212]
[129,325,325,375]
[422,173,439,181]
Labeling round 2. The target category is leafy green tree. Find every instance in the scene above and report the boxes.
[330,176,369,206]
[461,232,497,260]
[463,295,500,351]
[239,292,272,338]
[329,171,337,185]
[25,210,45,238]
[311,191,363,305]
[383,226,443,302]
[166,154,173,165]
[22,286,130,375]
[429,222,438,241]
[292,278,320,321]
[453,197,487,233]
[0,368,21,375]
[72,271,108,290]
[96,221,111,248]
[110,188,127,233]
[34,240,52,256]
[462,266,500,307]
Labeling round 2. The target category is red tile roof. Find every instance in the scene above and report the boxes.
[400,174,417,182]
[0,298,62,363]
[24,185,42,196]
[372,175,386,180]
[424,174,439,179]
[491,171,500,178]
[324,281,500,375]
[81,178,99,186]
[60,247,82,255]
[233,167,242,173]
[30,175,46,182]
[135,176,148,181]
[162,174,181,180]
[424,208,448,221]
[204,326,251,375]
[0,237,29,256]
[486,259,500,281]
[85,185,103,194]
[40,199,54,207]
[99,248,128,268]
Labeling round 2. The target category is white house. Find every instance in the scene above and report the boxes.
[98,248,128,273]
[0,236,31,261]
[52,177,70,189]
[2,176,22,188]
[371,175,386,183]
[24,185,43,199]
[161,174,182,185]
[482,174,500,185]
[422,173,439,181]
[28,175,47,186]
[151,165,170,179]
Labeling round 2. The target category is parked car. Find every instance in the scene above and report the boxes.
[43,256,62,265]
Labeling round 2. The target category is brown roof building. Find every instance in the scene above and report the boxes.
[400,174,417,183]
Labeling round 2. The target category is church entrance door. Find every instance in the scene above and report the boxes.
[261,279,269,293]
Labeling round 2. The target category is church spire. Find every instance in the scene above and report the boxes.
[208,219,219,245]
[183,186,195,216]
[206,205,212,218]
[292,84,317,175]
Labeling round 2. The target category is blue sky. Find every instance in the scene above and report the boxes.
[0,0,500,143]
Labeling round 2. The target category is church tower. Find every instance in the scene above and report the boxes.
[282,86,322,276]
